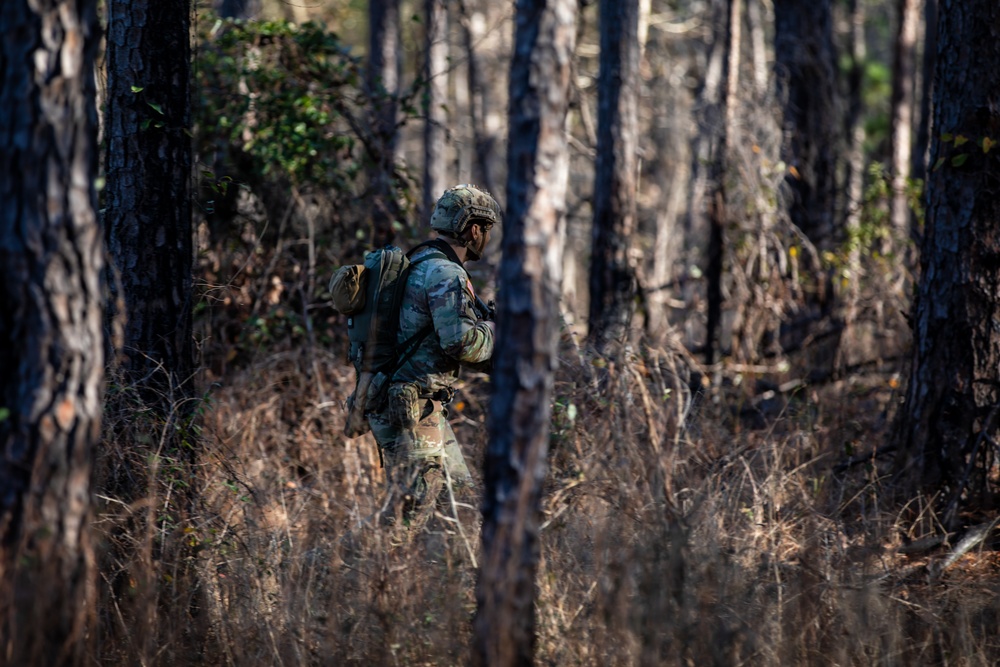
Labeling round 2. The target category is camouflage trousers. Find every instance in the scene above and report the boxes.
[368,397,472,524]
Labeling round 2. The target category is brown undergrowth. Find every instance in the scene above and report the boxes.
[93,325,1000,665]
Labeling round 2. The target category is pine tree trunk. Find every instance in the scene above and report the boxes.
[105,0,194,398]
[0,2,102,664]
[474,1,576,665]
[895,0,1000,508]
[588,0,640,348]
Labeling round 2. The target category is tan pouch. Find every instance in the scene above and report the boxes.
[329,264,367,315]
[388,383,421,429]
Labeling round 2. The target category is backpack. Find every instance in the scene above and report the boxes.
[329,244,449,437]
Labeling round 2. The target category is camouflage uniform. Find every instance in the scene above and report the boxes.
[367,242,495,520]
[368,185,501,523]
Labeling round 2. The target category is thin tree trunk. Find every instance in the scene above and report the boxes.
[747,0,768,95]
[840,0,867,356]
[423,0,449,216]
[685,0,729,355]
[368,0,402,245]
[456,0,507,197]
[705,0,739,365]
[588,0,640,348]
[474,1,576,664]
[889,0,920,244]
[0,2,102,664]
[912,0,938,184]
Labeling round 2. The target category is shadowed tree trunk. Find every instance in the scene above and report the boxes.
[773,0,840,249]
[0,2,102,664]
[474,1,576,665]
[895,0,1000,520]
[105,0,194,401]
[423,0,449,216]
[368,0,402,245]
[588,0,640,349]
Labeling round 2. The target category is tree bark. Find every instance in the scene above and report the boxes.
[423,0,450,216]
[0,2,102,664]
[895,0,1000,506]
[773,0,840,249]
[588,0,640,348]
[474,1,576,665]
[368,0,402,245]
[105,0,194,399]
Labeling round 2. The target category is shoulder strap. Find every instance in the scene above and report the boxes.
[387,240,465,379]
[409,238,464,266]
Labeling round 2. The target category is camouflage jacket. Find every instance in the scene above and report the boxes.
[392,241,494,396]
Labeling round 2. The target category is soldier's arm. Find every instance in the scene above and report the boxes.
[426,263,494,364]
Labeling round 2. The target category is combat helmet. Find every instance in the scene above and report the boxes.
[429,184,502,237]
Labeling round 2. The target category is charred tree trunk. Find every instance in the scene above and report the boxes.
[368,0,402,246]
[773,0,840,249]
[895,0,1000,514]
[423,0,449,216]
[474,1,576,665]
[588,0,640,348]
[0,2,102,664]
[105,0,194,401]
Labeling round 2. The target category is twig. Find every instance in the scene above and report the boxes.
[931,518,1000,578]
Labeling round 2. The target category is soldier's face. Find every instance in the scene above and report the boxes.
[472,222,491,259]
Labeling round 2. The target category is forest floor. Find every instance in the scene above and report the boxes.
[92,323,1000,666]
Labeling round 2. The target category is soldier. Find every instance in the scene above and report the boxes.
[368,184,502,527]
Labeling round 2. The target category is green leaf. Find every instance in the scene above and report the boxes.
[941,132,954,143]
[933,157,946,171]
[984,137,995,154]
[0,407,9,422]
[147,102,164,115]
[130,85,144,93]
[951,153,969,167]
[954,134,969,147]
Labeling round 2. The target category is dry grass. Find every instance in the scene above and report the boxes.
[89,323,1000,666]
